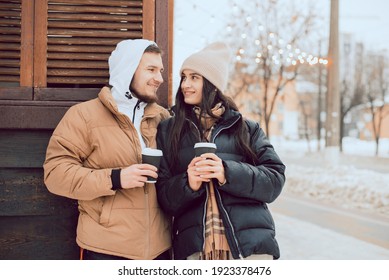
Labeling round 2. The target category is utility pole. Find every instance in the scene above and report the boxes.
[325,0,340,163]
[317,40,323,151]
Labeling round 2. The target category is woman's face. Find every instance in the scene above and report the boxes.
[181,69,203,106]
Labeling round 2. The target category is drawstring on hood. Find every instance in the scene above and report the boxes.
[108,39,157,149]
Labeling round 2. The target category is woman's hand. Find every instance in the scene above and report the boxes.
[187,153,226,191]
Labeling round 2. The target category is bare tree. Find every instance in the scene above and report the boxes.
[223,0,320,137]
[364,52,389,155]
[337,41,365,152]
[298,96,312,153]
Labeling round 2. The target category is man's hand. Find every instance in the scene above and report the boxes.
[120,164,158,189]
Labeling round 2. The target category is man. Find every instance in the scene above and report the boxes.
[43,39,171,260]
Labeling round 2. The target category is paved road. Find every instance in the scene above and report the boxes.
[268,192,389,260]
[270,193,389,249]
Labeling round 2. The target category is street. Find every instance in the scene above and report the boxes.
[269,193,389,259]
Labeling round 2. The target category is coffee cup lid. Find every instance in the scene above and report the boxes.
[194,142,217,149]
[142,148,163,156]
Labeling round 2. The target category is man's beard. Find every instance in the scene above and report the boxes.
[130,88,158,103]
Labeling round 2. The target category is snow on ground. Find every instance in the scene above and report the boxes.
[272,137,389,217]
[267,137,389,259]
[284,164,389,216]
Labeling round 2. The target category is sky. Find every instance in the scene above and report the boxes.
[173,0,389,91]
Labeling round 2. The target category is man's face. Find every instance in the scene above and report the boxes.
[130,52,164,103]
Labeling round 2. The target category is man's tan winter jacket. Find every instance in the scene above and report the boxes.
[43,87,171,259]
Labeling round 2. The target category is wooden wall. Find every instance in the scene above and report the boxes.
[0,0,172,259]
[0,103,79,259]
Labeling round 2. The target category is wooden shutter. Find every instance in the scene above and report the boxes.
[31,0,156,101]
[34,0,152,90]
[0,0,22,84]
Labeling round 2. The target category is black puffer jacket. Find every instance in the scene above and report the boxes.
[156,108,286,260]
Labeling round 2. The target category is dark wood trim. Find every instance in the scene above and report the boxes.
[0,87,33,100]
[0,130,53,168]
[155,0,171,109]
[168,0,173,107]
[0,100,76,129]
[34,88,99,101]
[142,0,155,41]
[33,0,48,87]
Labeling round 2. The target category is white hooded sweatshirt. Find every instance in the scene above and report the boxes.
[108,39,156,149]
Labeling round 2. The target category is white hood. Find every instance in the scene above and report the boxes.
[108,39,157,149]
[109,39,156,103]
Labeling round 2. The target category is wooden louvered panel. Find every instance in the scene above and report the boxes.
[48,60,107,69]
[48,29,142,38]
[0,10,20,17]
[0,43,20,51]
[0,68,19,75]
[45,0,145,86]
[0,27,20,35]
[47,0,142,7]
[50,13,142,22]
[48,69,107,77]
[48,37,122,45]
[47,77,108,84]
[0,51,20,59]
[0,76,20,82]
[48,52,109,61]
[49,21,141,31]
[0,0,21,84]
[49,45,113,53]
[1,59,20,67]
[1,34,21,43]
[49,4,142,14]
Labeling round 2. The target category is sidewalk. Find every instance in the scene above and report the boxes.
[273,213,389,260]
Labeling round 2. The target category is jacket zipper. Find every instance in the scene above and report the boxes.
[132,99,142,123]
[215,188,243,259]
[188,119,201,140]
[212,115,244,259]
[144,189,150,258]
[127,101,150,257]
[211,115,241,142]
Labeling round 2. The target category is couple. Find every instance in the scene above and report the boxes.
[43,39,285,260]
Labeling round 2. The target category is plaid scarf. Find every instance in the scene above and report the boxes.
[193,103,230,260]
[193,103,225,141]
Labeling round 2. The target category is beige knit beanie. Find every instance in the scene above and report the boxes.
[180,42,232,93]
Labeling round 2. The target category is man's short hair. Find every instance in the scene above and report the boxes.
[144,44,162,54]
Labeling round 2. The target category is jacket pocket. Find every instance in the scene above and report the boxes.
[99,195,115,226]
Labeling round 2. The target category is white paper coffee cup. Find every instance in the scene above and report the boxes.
[141,148,163,183]
[194,142,217,157]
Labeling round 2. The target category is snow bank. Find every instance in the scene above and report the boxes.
[285,164,389,216]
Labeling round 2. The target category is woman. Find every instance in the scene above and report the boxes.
[156,42,285,260]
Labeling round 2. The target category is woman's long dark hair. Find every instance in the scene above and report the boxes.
[168,76,257,165]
